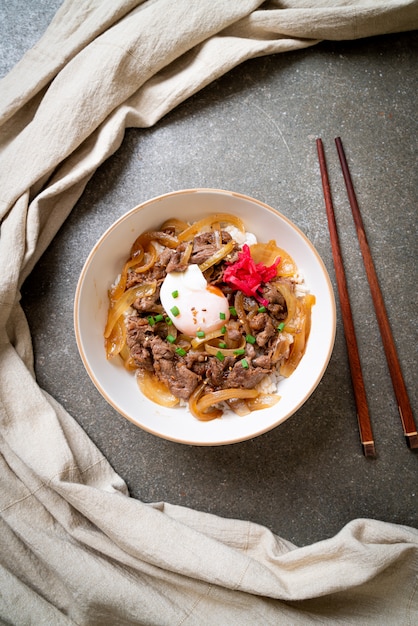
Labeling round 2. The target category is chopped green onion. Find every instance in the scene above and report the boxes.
[219,312,226,320]
[215,351,225,362]
[277,322,285,332]
[172,290,179,298]
[154,314,164,322]
[218,342,227,349]
[229,306,237,316]
[258,305,267,313]
[245,334,256,344]
[165,316,173,325]
[170,306,180,317]
[196,330,205,338]
[241,359,249,369]
[147,316,156,326]
[167,334,176,343]
[221,325,226,334]
[233,348,246,355]
[175,347,186,357]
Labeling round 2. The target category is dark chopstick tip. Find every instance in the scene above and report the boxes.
[362,441,376,458]
[405,433,418,450]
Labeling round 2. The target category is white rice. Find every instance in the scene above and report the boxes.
[224,225,257,248]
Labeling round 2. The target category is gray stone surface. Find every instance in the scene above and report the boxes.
[2,3,417,546]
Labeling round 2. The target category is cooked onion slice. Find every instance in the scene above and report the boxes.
[204,336,245,357]
[276,251,298,278]
[105,316,126,359]
[271,333,293,364]
[196,388,259,412]
[131,231,179,255]
[110,252,145,300]
[119,344,137,370]
[105,281,157,339]
[133,243,157,274]
[178,213,245,242]
[280,293,315,377]
[276,282,297,328]
[160,218,189,233]
[234,291,251,335]
[180,241,193,266]
[246,394,281,411]
[136,369,179,408]
[303,293,316,341]
[189,384,222,421]
[191,329,223,349]
[250,240,296,278]
[226,398,252,416]
[198,240,235,273]
[280,325,306,378]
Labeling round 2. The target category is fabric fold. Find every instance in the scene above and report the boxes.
[1,1,417,623]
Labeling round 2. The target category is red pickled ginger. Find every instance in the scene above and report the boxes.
[223,244,280,306]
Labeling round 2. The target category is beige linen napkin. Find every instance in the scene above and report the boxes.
[1,1,417,624]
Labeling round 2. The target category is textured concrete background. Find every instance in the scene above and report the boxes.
[2,3,417,546]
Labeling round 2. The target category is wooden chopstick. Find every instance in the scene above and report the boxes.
[316,138,376,458]
[335,137,418,450]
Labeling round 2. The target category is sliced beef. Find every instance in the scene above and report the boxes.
[262,280,287,320]
[147,336,200,399]
[154,247,175,274]
[190,230,234,265]
[166,242,191,273]
[268,303,287,320]
[263,280,287,305]
[126,247,173,289]
[248,312,266,332]
[132,287,161,313]
[149,335,175,361]
[205,356,235,388]
[245,343,256,360]
[252,354,272,369]
[184,351,208,377]
[250,313,277,347]
[126,316,152,342]
[224,319,242,344]
[130,346,153,370]
[225,361,269,389]
[126,316,154,370]
[154,359,200,400]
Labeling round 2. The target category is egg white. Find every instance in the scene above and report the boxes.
[160,265,230,336]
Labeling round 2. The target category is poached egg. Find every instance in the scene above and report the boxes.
[160,264,230,336]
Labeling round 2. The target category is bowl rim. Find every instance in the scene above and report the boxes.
[74,187,336,445]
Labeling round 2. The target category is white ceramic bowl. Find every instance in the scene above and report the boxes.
[74,189,336,445]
